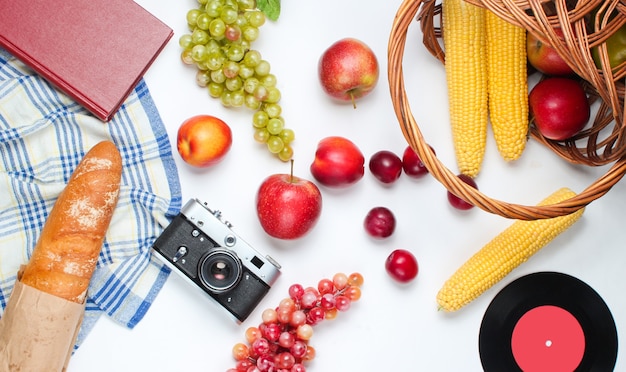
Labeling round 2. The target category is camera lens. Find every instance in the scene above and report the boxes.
[199,250,242,292]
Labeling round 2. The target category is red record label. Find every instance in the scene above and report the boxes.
[511,305,585,371]
[479,272,617,372]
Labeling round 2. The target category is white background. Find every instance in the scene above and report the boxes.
[69,0,626,370]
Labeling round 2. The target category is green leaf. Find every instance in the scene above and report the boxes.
[257,0,281,21]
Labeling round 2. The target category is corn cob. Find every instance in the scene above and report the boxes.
[486,11,529,161]
[437,187,583,312]
[442,0,488,178]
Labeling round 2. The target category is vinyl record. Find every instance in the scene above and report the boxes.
[479,272,618,372]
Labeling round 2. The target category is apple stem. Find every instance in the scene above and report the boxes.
[351,92,357,109]
[289,158,295,183]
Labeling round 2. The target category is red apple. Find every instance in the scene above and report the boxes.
[318,38,379,108]
[256,163,322,240]
[310,136,365,187]
[527,29,575,76]
[177,115,232,167]
[529,77,590,141]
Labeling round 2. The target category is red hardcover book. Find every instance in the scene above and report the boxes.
[0,0,173,121]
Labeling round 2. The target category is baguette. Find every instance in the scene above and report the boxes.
[20,140,122,303]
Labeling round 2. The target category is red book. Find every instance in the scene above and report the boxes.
[0,0,173,121]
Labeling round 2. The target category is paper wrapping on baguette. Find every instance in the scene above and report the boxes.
[0,270,84,372]
[0,140,122,371]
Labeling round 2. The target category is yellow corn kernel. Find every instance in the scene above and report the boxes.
[436,187,583,312]
[442,0,488,178]
[486,11,529,161]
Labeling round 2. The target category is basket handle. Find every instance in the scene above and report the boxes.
[387,0,626,219]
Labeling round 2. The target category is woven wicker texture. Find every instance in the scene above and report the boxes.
[388,0,626,219]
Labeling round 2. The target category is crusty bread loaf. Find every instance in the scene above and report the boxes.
[20,140,122,303]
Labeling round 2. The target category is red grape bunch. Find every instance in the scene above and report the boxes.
[227,272,364,372]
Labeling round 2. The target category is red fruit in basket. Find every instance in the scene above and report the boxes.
[447,174,478,210]
[310,136,365,187]
[527,28,575,76]
[318,38,379,108]
[529,77,590,141]
[369,150,403,184]
[402,144,435,178]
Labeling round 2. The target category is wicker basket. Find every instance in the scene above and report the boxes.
[388,0,626,219]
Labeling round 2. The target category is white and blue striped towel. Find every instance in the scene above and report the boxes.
[0,47,182,348]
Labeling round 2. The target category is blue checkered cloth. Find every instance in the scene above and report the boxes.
[0,47,182,348]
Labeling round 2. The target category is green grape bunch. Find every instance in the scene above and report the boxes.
[179,0,293,161]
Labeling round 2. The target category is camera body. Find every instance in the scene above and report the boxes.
[152,199,281,322]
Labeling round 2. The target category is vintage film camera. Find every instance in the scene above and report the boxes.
[152,199,281,322]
